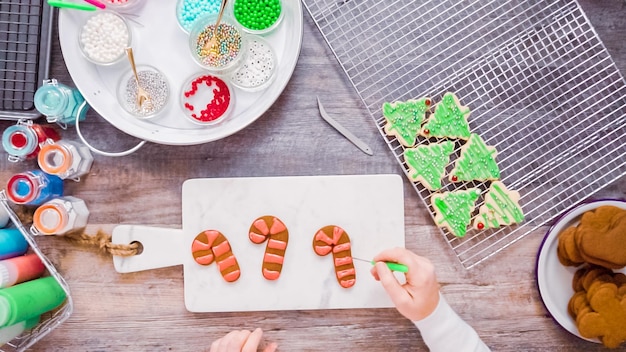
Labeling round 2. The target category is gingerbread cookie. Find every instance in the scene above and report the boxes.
[249,216,289,281]
[191,230,241,282]
[312,225,356,288]
[431,188,481,238]
[557,206,626,269]
[577,283,626,348]
[449,133,500,183]
[472,181,524,230]
[567,265,626,348]
[420,92,471,140]
[404,141,454,190]
[383,97,431,147]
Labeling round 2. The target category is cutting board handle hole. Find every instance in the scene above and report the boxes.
[130,241,144,255]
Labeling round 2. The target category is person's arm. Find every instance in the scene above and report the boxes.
[412,293,489,352]
[371,247,490,352]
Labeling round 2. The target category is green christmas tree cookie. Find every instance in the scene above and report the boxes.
[420,92,471,140]
[404,141,454,190]
[382,97,431,146]
[449,133,500,182]
[431,188,481,238]
[472,181,524,230]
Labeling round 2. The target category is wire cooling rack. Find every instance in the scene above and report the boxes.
[0,0,53,120]
[302,0,626,268]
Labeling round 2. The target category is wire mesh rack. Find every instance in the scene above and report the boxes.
[0,0,53,120]
[302,0,626,268]
[0,192,73,352]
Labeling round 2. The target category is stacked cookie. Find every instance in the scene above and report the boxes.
[382,93,524,237]
[557,206,626,269]
[567,266,626,348]
[557,205,626,348]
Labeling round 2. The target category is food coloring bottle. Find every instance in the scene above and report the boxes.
[0,276,66,328]
[0,229,28,260]
[0,254,46,288]
[0,204,9,229]
[0,316,40,345]
[1,121,61,162]
[32,196,90,236]
[6,170,64,206]
[38,140,94,181]
[34,79,88,125]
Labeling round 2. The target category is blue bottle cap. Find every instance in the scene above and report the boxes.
[1,125,38,158]
[34,83,69,118]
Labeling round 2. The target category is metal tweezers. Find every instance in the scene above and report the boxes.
[317,97,373,156]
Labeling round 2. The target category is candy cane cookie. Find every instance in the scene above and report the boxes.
[191,230,241,282]
[312,225,356,288]
[249,216,289,280]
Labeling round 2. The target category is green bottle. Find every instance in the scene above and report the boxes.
[0,276,66,328]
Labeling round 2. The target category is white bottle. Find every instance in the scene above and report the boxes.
[0,204,9,228]
[31,196,90,236]
[0,316,39,345]
[37,140,94,181]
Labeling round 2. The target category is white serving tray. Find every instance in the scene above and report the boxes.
[58,0,303,145]
[112,175,406,312]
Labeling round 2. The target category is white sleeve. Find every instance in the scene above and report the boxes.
[412,294,490,352]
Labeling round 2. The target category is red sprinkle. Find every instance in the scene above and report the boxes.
[183,75,231,123]
[477,222,484,230]
[451,175,458,182]
[424,129,430,135]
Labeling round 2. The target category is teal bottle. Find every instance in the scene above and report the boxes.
[34,79,88,125]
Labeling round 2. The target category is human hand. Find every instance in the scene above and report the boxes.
[210,328,278,352]
[370,247,440,321]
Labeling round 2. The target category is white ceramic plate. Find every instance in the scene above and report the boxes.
[58,1,303,145]
[536,199,626,343]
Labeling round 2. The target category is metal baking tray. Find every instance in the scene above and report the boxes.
[0,0,54,120]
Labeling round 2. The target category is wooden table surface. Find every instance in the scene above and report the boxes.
[2,1,626,351]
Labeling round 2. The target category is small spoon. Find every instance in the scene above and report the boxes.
[204,0,229,56]
[125,47,152,111]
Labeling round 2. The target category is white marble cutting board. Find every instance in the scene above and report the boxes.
[112,174,405,312]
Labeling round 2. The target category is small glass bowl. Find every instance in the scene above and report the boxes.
[101,0,147,13]
[78,11,132,66]
[188,13,247,74]
[180,72,235,126]
[176,0,222,34]
[117,65,170,120]
[230,36,277,92]
[232,0,284,35]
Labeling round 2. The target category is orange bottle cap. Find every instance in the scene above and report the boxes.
[38,142,71,175]
[33,203,67,235]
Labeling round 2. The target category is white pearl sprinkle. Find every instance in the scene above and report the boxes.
[80,12,130,64]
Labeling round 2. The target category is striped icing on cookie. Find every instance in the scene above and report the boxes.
[312,225,356,288]
[249,215,289,281]
[431,188,481,238]
[421,92,471,140]
[450,133,500,182]
[404,141,454,190]
[383,97,431,146]
[191,230,241,282]
[473,181,524,230]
